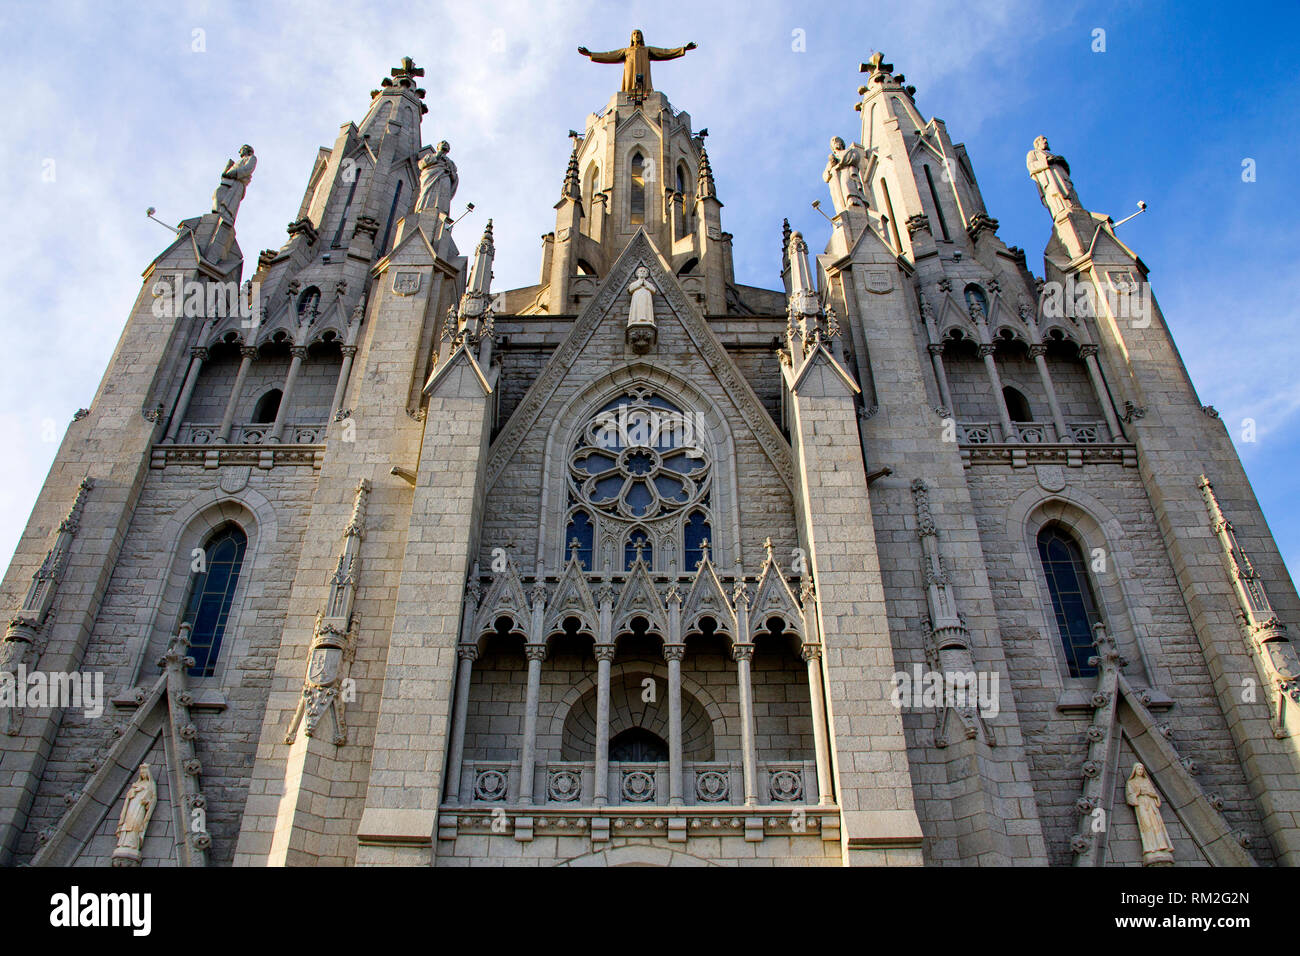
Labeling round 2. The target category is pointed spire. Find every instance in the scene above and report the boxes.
[697,144,716,199]
[467,220,495,297]
[780,218,792,273]
[561,141,582,202]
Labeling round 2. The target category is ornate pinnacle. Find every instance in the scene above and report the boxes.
[859,51,894,77]
[561,141,582,202]
[376,56,428,113]
[569,538,583,565]
[697,145,716,199]
[781,218,792,272]
[477,219,495,258]
[762,537,775,569]
[698,538,711,568]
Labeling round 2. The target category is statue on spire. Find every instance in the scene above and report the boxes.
[415,141,458,220]
[577,30,697,95]
[1026,135,1080,219]
[212,145,256,224]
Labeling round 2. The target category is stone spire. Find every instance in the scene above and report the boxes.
[445,220,496,354]
[697,143,716,199]
[561,141,582,202]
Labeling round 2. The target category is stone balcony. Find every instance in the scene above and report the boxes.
[150,420,328,471]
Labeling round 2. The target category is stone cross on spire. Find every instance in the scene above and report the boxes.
[372,55,428,113]
[577,30,697,95]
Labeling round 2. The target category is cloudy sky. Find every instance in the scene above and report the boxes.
[0,0,1296,581]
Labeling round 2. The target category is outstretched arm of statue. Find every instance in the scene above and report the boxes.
[648,42,696,60]
[578,46,627,63]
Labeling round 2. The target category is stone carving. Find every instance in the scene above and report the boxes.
[393,271,422,296]
[768,769,804,802]
[286,479,370,746]
[474,768,509,801]
[625,266,658,353]
[822,136,867,213]
[695,770,729,802]
[1126,762,1174,866]
[212,145,256,224]
[112,764,157,866]
[547,769,582,802]
[577,30,697,95]
[621,770,655,802]
[414,141,458,219]
[1026,136,1078,219]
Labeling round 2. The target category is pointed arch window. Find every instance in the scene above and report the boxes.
[684,510,711,570]
[252,388,282,424]
[181,524,248,677]
[610,727,668,762]
[297,286,321,319]
[630,152,646,225]
[1037,525,1103,678]
[565,509,594,570]
[1003,386,1032,423]
[964,284,990,320]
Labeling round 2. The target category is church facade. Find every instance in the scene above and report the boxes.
[3,36,1299,868]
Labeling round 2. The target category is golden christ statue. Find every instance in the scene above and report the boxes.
[577,30,697,94]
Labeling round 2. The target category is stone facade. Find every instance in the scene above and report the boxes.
[2,46,1297,869]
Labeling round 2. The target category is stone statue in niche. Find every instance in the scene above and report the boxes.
[415,140,459,219]
[823,136,867,212]
[626,265,657,353]
[112,763,157,866]
[1026,135,1079,219]
[1125,762,1174,866]
[212,145,256,224]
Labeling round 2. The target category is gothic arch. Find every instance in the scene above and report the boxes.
[1005,486,1163,689]
[534,362,743,572]
[128,488,279,688]
[549,660,732,758]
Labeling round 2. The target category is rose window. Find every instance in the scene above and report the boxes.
[569,391,710,521]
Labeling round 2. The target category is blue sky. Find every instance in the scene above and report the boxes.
[0,0,1296,583]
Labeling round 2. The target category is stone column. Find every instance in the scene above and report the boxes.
[329,345,358,418]
[733,643,759,806]
[215,345,257,443]
[663,643,686,806]
[444,643,479,807]
[1079,344,1122,441]
[801,642,835,806]
[593,643,616,807]
[979,343,1018,442]
[1029,343,1072,441]
[267,344,308,444]
[164,346,208,443]
[519,643,547,806]
[927,343,955,414]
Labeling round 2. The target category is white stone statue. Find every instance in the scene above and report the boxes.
[1026,135,1078,219]
[1125,762,1174,865]
[212,145,256,223]
[823,136,868,213]
[415,141,459,219]
[626,266,657,353]
[113,763,157,865]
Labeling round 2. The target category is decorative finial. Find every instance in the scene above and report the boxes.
[698,538,711,569]
[762,537,775,567]
[633,537,646,564]
[379,56,428,112]
[859,51,893,77]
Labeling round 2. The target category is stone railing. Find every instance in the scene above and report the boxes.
[455,759,817,808]
[176,422,327,445]
[959,420,1109,445]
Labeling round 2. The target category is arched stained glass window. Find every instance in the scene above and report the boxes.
[181,524,248,677]
[630,152,646,225]
[1037,525,1103,678]
[684,510,711,569]
[565,509,594,570]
